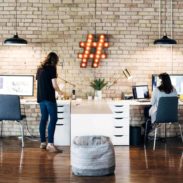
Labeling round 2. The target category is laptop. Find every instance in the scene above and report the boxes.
[132,85,150,102]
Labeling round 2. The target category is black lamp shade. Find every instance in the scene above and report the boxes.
[4,33,27,45]
[154,35,177,45]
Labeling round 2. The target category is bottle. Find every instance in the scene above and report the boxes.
[121,92,124,100]
[72,89,76,100]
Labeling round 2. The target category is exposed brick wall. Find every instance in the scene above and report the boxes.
[0,0,183,99]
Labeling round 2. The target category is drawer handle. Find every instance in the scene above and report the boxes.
[58,117,64,120]
[56,124,64,126]
[57,105,64,107]
[58,111,64,113]
[114,117,123,120]
[114,135,123,137]
[114,105,124,107]
[115,111,123,113]
[115,126,123,128]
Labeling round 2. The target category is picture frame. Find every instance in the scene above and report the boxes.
[0,75,34,96]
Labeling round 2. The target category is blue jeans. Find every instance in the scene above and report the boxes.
[39,100,57,143]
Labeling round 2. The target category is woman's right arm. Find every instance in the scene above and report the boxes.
[151,88,158,106]
[52,78,64,96]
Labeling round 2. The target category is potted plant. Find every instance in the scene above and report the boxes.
[90,78,108,100]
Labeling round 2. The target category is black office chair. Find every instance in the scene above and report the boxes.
[0,95,26,147]
[144,96,183,150]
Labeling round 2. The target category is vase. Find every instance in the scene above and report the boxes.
[95,90,102,100]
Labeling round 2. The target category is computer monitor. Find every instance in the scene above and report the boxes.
[132,85,149,99]
[0,75,34,96]
[152,74,183,95]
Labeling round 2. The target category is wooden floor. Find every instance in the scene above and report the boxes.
[0,137,183,183]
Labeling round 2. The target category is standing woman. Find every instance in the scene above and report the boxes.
[36,52,63,152]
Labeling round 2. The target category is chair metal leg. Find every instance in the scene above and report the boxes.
[179,152,183,171]
[164,123,167,143]
[153,127,158,151]
[178,123,183,143]
[18,121,24,148]
[144,119,149,144]
[0,121,3,138]
[19,149,24,173]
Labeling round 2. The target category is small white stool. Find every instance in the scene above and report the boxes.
[71,136,115,176]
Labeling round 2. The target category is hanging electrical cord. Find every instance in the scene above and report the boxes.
[94,0,97,35]
[4,0,28,45]
[154,0,176,45]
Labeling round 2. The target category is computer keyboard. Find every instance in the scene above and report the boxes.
[138,99,150,102]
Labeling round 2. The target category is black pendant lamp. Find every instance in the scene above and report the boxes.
[154,33,177,45]
[4,33,27,45]
[4,0,27,45]
[154,0,176,45]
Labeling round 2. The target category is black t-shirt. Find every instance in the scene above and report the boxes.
[36,65,57,103]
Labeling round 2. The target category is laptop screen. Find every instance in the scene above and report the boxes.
[132,85,149,99]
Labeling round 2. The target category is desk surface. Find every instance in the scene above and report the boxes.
[20,98,183,106]
[71,100,112,114]
[21,99,70,105]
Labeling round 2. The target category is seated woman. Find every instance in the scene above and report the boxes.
[144,72,177,135]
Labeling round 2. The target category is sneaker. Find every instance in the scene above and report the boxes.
[40,142,47,149]
[46,144,62,153]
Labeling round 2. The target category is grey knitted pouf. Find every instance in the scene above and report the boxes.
[71,136,115,176]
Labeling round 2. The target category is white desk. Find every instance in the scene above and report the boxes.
[19,99,183,146]
[71,100,113,144]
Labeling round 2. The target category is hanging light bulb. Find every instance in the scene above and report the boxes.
[4,0,27,45]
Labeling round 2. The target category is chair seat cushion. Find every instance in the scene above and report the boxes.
[71,136,115,176]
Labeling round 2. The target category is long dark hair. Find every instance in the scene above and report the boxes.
[38,52,59,69]
[158,73,173,94]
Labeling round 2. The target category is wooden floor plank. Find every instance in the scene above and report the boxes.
[0,137,183,183]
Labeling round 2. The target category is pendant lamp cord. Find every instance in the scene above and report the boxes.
[171,0,173,38]
[41,0,43,58]
[95,0,96,35]
[159,0,161,38]
[93,0,97,78]
[15,0,17,34]
[164,0,166,35]
[171,0,173,74]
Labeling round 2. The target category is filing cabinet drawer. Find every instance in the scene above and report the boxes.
[113,126,129,135]
[57,105,70,113]
[57,112,69,118]
[54,125,70,146]
[56,118,70,125]
[55,102,71,146]
[112,135,129,145]
[110,104,129,113]
[113,117,129,126]
[113,111,129,118]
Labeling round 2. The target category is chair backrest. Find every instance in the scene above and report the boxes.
[156,96,178,123]
[0,95,21,120]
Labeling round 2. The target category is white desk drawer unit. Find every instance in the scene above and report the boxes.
[109,102,130,145]
[54,103,71,146]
